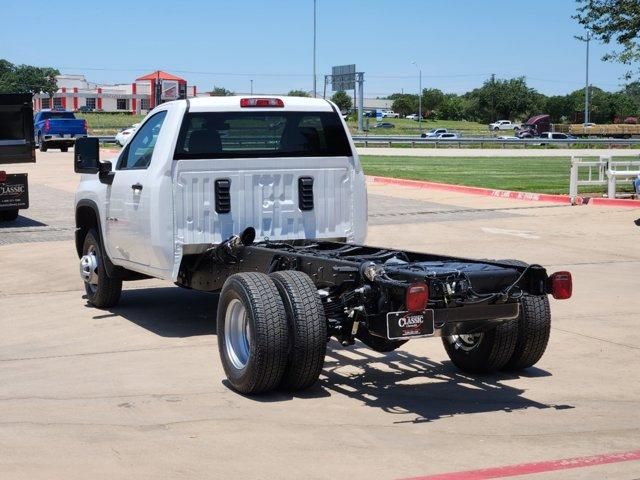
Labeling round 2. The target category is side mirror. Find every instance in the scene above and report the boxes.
[74,137,100,173]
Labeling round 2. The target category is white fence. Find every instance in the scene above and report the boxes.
[569,156,640,204]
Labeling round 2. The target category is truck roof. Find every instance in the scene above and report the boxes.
[185,95,335,113]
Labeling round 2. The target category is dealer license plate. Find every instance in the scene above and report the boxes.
[386,310,435,340]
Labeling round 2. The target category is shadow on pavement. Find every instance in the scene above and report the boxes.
[92,286,218,337]
[319,345,573,423]
[0,215,47,228]
[100,286,574,421]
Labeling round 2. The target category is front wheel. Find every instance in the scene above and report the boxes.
[80,229,122,308]
[61,146,69,152]
[217,273,289,394]
[442,319,518,373]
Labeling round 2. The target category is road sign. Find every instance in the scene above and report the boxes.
[332,64,356,91]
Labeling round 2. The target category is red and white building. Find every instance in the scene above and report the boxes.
[33,70,197,113]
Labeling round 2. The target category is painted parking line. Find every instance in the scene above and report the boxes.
[401,449,640,480]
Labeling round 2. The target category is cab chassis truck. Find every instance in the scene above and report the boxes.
[0,94,35,221]
[73,96,572,395]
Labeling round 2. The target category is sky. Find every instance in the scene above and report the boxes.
[0,0,631,97]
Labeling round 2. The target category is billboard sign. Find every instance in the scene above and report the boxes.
[332,64,356,91]
[161,80,179,100]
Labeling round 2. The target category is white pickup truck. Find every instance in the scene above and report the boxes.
[489,120,521,131]
[74,95,571,395]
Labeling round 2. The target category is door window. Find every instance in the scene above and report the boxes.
[118,111,167,170]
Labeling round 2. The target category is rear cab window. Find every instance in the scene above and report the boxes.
[174,111,352,159]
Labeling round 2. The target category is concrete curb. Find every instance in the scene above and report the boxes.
[366,175,582,205]
[587,197,640,208]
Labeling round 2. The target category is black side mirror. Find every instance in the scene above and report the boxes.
[74,137,100,173]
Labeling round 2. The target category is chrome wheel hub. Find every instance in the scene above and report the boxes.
[224,299,251,370]
[80,245,99,293]
[449,333,484,351]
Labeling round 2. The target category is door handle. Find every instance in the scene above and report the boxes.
[131,183,143,191]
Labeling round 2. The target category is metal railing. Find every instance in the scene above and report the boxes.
[351,135,640,149]
[92,135,640,149]
[569,156,640,203]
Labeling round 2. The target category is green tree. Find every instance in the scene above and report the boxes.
[439,95,466,120]
[464,77,539,123]
[287,89,310,97]
[331,90,353,112]
[421,88,445,114]
[574,0,640,80]
[390,94,418,117]
[209,86,234,96]
[0,59,59,97]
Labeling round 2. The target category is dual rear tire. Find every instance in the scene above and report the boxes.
[442,295,551,373]
[217,271,327,395]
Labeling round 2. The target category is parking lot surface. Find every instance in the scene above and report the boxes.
[1,151,639,479]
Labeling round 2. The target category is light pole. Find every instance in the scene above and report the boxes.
[250,79,253,95]
[584,31,590,125]
[313,0,317,97]
[412,61,422,134]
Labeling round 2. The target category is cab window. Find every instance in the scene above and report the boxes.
[118,111,167,170]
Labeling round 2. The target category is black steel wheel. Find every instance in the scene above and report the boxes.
[80,229,122,308]
[502,295,551,371]
[270,271,327,391]
[442,319,518,373]
[217,273,289,394]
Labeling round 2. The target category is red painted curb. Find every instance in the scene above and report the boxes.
[588,197,640,208]
[367,176,582,205]
[401,449,640,480]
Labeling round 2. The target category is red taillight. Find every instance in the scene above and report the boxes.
[0,171,7,183]
[240,97,284,108]
[550,271,572,300]
[83,120,88,132]
[44,119,50,132]
[406,283,429,311]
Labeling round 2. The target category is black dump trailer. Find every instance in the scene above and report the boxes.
[0,93,35,221]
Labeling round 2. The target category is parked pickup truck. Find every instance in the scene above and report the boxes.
[489,120,521,131]
[0,93,35,221]
[73,96,572,395]
[34,109,87,152]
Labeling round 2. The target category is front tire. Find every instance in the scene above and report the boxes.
[502,296,551,370]
[442,320,518,373]
[217,273,289,394]
[270,271,327,391]
[80,229,122,308]
[61,146,69,152]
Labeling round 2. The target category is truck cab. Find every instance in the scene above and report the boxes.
[75,96,368,281]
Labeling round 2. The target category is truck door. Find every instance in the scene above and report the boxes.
[105,111,167,267]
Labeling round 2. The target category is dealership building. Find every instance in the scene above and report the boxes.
[32,70,197,114]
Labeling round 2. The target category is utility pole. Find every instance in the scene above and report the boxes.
[584,31,590,125]
[313,0,317,97]
[490,73,496,123]
[250,79,253,95]
[412,62,422,134]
